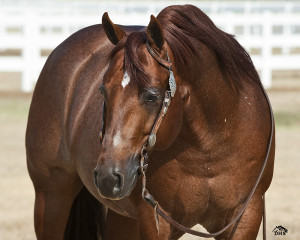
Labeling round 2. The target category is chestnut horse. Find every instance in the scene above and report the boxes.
[26,4,275,240]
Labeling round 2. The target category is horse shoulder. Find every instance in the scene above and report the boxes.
[26,25,110,172]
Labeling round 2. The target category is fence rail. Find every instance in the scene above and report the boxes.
[1,1,300,92]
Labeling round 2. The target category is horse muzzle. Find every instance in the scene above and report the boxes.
[93,159,139,200]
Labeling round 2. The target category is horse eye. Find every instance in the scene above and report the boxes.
[146,94,159,103]
[143,91,161,106]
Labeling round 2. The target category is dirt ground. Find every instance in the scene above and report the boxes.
[0,73,299,240]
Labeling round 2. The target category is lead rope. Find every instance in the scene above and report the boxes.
[140,42,273,239]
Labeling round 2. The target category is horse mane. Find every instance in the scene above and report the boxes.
[109,32,150,87]
[157,5,261,89]
[110,4,261,89]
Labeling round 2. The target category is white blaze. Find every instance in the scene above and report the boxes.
[121,71,130,88]
[113,131,122,147]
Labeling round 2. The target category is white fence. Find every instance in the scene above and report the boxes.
[0,1,300,92]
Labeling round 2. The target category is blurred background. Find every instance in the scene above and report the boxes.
[0,0,299,239]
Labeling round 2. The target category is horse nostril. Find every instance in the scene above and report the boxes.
[94,167,125,198]
[93,169,99,188]
[112,170,124,192]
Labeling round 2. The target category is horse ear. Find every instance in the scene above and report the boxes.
[147,15,164,50]
[102,12,126,45]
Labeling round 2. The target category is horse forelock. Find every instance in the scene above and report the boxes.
[108,31,150,88]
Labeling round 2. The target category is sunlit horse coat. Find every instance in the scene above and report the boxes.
[26,4,275,240]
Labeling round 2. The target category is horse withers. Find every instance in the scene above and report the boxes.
[26,4,275,240]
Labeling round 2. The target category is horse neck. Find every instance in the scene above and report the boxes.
[178,43,240,152]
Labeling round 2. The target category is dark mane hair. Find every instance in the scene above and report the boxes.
[111,4,261,89]
[158,5,261,88]
[109,32,149,87]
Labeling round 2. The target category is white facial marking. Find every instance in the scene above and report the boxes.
[113,131,122,147]
[121,71,130,88]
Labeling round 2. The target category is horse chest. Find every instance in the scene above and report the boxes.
[148,160,211,219]
[207,175,244,211]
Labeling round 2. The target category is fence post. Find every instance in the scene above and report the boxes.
[22,9,39,92]
[261,12,272,89]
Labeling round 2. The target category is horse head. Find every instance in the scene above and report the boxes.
[93,13,183,200]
